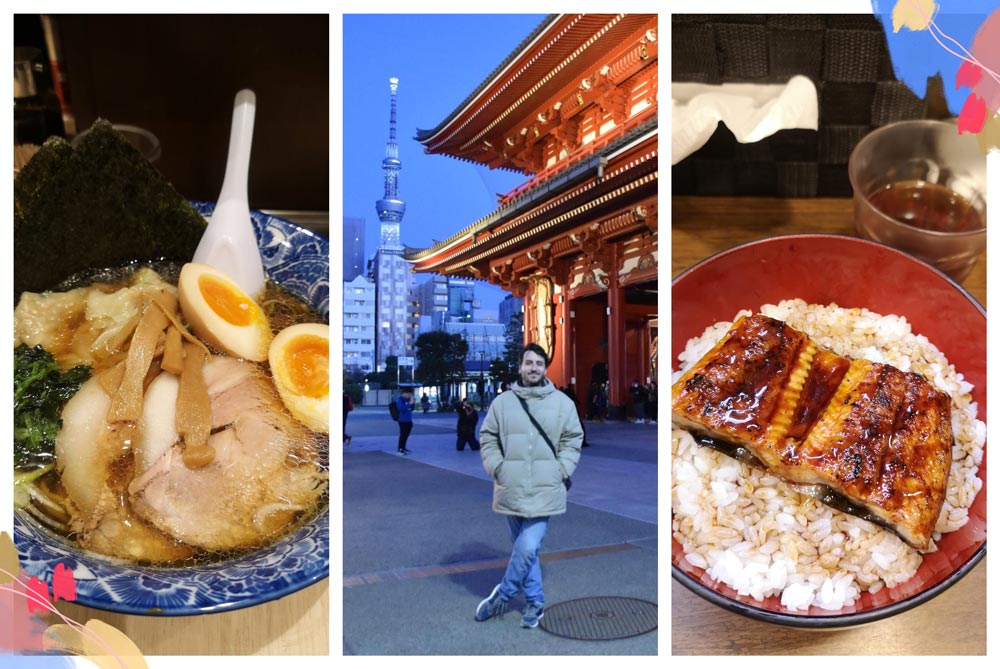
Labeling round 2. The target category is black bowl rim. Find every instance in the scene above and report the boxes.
[670,232,988,628]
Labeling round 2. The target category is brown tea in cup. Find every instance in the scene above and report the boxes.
[867,180,983,234]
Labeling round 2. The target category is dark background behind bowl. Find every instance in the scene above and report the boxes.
[671,14,952,198]
[14,14,328,211]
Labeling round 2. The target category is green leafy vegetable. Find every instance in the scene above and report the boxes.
[13,344,91,469]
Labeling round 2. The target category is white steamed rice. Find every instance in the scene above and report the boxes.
[671,299,985,611]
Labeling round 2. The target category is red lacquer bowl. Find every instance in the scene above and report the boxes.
[671,234,986,628]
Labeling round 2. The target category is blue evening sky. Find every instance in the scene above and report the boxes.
[343,14,546,314]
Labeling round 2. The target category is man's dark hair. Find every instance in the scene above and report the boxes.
[519,342,549,366]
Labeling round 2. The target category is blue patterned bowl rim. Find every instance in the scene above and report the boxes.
[191,201,330,320]
[14,203,330,616]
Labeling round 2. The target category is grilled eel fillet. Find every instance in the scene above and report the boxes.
[671,314,953,549]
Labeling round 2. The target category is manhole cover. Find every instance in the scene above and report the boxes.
[539,596,657,640]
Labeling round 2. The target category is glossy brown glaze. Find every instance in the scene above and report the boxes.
[796,360,952,547]
[672,315,953,549]
[786,348,850,441]
[672,315,806,446]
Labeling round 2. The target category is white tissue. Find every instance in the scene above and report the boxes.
[672,75,819,165]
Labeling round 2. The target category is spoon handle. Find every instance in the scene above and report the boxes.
[193,89,266,297]
[218,89,255,203]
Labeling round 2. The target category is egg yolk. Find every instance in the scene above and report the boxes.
[281,335,329,398]
[199,275,260,326]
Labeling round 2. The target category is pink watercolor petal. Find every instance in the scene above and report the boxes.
[25,575,51,614]
[957,93,988,134]
[0,578,48,653]
[969,10,1000,115]
[52,563,77,602]
[955,60,983,90]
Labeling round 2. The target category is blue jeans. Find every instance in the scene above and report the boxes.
[498,516,549,606]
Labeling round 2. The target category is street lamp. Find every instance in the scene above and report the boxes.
[479,349,486,406]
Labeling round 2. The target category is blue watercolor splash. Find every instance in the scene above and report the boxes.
[871,0,995,114]
[0,654,76,669]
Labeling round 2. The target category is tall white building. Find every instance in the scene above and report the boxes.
[343,274,376,375]
[373,77,415,371]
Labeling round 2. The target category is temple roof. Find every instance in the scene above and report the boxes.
[406,117,655,259]
[414,14,657,170]
[407,13,658,285]
[405,119,657,276]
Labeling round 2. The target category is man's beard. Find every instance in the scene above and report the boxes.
[520,372,545,387]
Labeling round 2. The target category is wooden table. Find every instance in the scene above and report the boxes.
[670,196,986,655]
[53,580,329,655]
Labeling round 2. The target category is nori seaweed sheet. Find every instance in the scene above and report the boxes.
[14,119,208,301]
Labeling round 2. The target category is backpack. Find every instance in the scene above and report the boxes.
[389,397,400,421]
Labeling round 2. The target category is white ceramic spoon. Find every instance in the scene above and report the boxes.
[192,89,266,298]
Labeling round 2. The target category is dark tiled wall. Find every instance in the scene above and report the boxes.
[672,14,949,197]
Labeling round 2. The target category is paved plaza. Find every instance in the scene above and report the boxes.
[342,404,660,655]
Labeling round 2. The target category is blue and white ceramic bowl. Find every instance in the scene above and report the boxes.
[14,205,329,615]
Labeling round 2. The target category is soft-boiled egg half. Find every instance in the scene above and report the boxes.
[178,262,271,361]
[268,323,329,433]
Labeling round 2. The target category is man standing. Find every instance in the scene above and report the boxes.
[396,388,414,455]
[629,379,647,423]
[474,343,583,628]
[456,399,480,451]
[343,391,354,445]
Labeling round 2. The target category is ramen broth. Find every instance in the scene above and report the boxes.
[15,262,329,566]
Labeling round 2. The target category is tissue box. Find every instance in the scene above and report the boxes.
[672,14,948,197]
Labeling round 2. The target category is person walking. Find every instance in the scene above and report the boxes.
[456,399,480,451]
[343,391,354,445]
[594,384,608,422]
[560,385,589,448]
[395,389,414,455]
[645,382,657,424]
[629,379,647,423]
[474,343,584,629]
[421,393,431,414]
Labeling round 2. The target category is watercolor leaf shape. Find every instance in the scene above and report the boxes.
[878,0,1000,152]
[1,531,148,669]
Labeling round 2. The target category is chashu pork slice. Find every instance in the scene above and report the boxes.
[128,357,327,551]
[55,378,194,562]
[672,314,953,549]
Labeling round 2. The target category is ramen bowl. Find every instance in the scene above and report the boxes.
[671,234,986,628]
[13,207,330,615]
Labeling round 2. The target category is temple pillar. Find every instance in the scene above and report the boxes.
[606,271,626,419]
[572,297,608,419]
[549,290,573,390]
[643,318,656,383]
[638,320,650,383]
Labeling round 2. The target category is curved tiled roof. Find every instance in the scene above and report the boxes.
[405,118,657,264]
[415,14,654,161]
